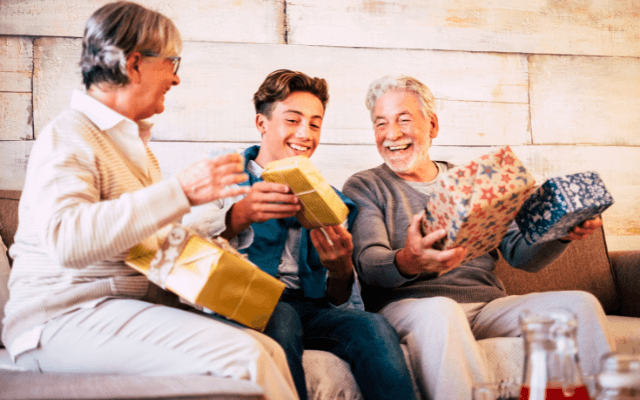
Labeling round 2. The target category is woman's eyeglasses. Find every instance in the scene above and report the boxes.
[140,51,181,75]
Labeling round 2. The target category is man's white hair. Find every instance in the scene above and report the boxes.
[365,75,436,122]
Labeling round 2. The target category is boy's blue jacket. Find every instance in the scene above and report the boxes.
[239,145,358,298]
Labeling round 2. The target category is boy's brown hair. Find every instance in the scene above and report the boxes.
[253,69,329,119]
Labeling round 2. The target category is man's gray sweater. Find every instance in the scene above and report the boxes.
[343,163,570,312]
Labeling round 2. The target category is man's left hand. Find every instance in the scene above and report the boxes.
[562,216,603,241]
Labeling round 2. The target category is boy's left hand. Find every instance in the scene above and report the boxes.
[562,216,603,241]
[310,225,354,277]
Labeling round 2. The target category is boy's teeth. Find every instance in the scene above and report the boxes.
[290,144,308,151]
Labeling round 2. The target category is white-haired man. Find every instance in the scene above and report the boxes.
[342,75,614,400]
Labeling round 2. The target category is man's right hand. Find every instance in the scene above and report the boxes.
[226,181,301,236]
[395,212,467,276]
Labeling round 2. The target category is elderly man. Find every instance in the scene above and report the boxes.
[342,75,614,400]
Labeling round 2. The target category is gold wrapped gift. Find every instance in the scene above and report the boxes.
[126,225,285,331]
[261,156,349,229]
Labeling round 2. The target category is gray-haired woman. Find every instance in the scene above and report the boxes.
[3,2,297,399]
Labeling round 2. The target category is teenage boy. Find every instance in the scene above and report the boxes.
[184,69,417,400]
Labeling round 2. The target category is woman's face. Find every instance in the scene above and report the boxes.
[134,54,180,120]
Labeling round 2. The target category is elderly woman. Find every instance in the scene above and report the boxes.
[2,2,298,399]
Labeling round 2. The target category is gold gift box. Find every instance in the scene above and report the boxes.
[261,156,349,229]
[126,224,285,331]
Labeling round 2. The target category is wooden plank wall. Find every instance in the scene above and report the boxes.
[1,0,639,250]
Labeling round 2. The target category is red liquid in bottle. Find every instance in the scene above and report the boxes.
[519,385,591,400]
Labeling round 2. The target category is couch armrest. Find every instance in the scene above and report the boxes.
[609,250,640,318]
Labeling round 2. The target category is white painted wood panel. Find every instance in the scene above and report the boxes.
[1,142,638,239]
[33,38,84,137]
[0,37,32,93]
[530,55,640,146]
[0,141,33,190]
[287,0,640,57]
[0,0,284,44]
[33,39,529,145]
[0,94,32,140]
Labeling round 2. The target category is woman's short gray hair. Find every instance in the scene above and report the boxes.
[365,75,436,122]
[80,1,182,90]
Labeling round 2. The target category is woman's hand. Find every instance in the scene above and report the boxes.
[177,153,249,206]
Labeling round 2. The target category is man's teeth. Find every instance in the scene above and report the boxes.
[388,144,410,151]
[289,143,309,151]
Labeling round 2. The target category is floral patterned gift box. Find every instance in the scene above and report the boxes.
[421,146,536,270]
[515,171,614,244]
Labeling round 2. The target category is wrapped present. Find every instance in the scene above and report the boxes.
[515,171,614,244]
[421,146,536,268]
[126,224,285,331]
[261,156,349,229]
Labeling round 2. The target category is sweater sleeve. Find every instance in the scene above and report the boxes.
[343,174,417,289]
[27,124,191,269]
[498,221,570,272]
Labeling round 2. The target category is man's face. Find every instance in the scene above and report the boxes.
[256,91,324,166]
[373,89,438,181]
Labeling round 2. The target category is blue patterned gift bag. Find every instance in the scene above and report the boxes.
[515,171,614,244]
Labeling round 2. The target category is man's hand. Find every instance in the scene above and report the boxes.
[177,153,249,206]
[395,212,467,276]
[225,181,301,237]
[561,216,603,242]
[310,225,355,305]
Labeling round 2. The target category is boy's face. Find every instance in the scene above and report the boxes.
[255,91,324,167]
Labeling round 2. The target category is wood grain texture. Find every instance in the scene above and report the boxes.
[0,93,33,140]
[286,0,640,57]
[530,54,640,146]
[0,140,32,190]
[0,37,32,92]
[33,39,529,145]
[0,0,284,44]
[33,38,84,137]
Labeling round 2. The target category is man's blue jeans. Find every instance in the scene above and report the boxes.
[263,289,417,400]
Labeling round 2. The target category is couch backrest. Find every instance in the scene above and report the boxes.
[493,227,619,313]
[0,190,20,265]
[0,190,620,313]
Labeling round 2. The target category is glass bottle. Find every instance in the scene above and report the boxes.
[519,308,591,400]
[594,353,640,400]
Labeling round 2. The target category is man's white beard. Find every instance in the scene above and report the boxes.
[383,153,417,174]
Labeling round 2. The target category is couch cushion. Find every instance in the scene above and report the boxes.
[0,234,10,346]
[0,370,264,400]
[493,227,619,313]
[606,315,640,354]
[478,337,524,384]
[0,190,21,261]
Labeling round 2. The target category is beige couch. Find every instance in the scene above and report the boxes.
[2,189,639,399]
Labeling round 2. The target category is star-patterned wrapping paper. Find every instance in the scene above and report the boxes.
[421,146,536,268]
[515,171,614,244]
[126,224,285,331]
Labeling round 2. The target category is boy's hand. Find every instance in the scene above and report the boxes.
[226,182,301,236]
[310,225,354,277]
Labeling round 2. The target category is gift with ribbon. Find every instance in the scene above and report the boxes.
[515,171,614,244]
[421,145,536,269]
[261,156,349,229]
[126,224,285,331]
